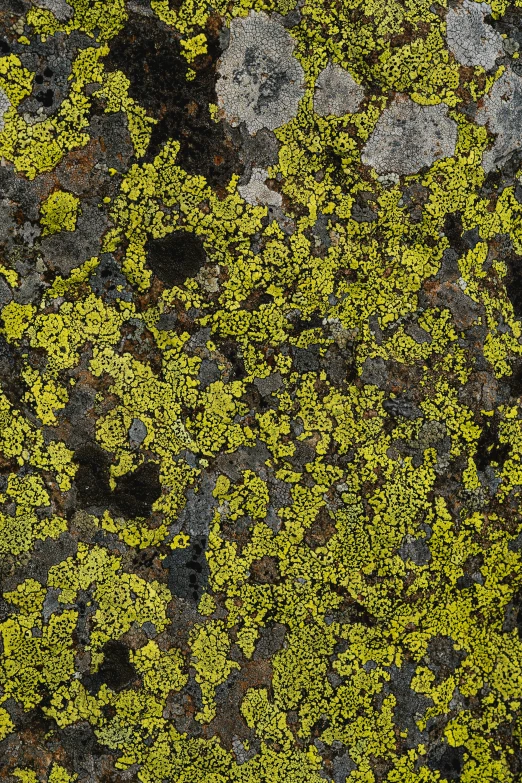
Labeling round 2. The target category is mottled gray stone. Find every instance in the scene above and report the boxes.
[361,356,388,388]
[238,126,280,175]
[446,1,503,71]
[314,61,364,117]
[186,327,212,352]
[42,588,62,623]
[216,11,306,135]
[386,663,432,748]
[428,281,482,329]
[404,322,432,344]
[156,313,178,331]
[175,472,218,538]
[0,275,12,308]
[333,752,356,782]
[361,95,458,175]
[399,534,432,566]
[254,372,282,396]
[89,253,131,302]
[198,358,221,389]
[253,622,286,660]
[39,201,109,275]
[232,736,257,765]
[383,397,423,419]
[13,271,42,305]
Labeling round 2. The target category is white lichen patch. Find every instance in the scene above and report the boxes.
[361,94,458,175]
[476,68,522,172]
[0,88,11,132]
[313,61,365,117]
[238,167,282,207]
[216,11,306,135]
[32,0,73,21]
[446,0,503,71]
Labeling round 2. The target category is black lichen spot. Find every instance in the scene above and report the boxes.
[383,397,422,420]
[516,593,522,638]
[443,212,466,256]
[74,442,112,508]
[427,744,465,780]
[504,249,522,317]
[508,359,522,399]
[83,640,136,694]
[146,230,206,288]
[220,339,246,381]
[74,443,161,517]
[35,88,54,108]
[293,313,323,333]
[474,417,509,472]
[103,11,242,187]
[61,722,103,770]
[112,461,162,518]
[0,40,10,55]
[165,536,209,602]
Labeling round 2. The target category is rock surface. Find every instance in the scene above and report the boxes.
[0,1,521,781]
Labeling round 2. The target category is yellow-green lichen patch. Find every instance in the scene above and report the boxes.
[40,190,81,236]
[1,0,522,779]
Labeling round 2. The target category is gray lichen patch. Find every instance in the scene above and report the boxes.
[476,69,522,172]
[313,61,365,117]
[0,88,11,133]
[32,0,74,22]
[361,95,458,175]
[129,418,147,446]
[446,1,503,71]
[238,167,282,207]
[215,11,306,135]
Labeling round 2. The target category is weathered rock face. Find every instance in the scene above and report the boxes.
[1,0,522,781]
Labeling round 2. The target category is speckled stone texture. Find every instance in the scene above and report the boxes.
[0,1,522,782]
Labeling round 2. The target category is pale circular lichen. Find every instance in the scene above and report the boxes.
[446,0,503,72]
[215,11,306,135]
[361,94,458,175]
[313,61,365,117]
[476,68,522,173]
[237,167,282,207]
[0,88,11,133]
